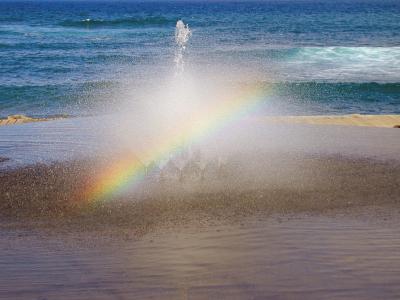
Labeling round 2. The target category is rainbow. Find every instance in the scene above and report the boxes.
[81,84,270,202]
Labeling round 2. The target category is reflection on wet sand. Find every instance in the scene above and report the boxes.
[1,210,400,300]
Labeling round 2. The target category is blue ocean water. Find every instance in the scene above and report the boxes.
[0,0,399,117]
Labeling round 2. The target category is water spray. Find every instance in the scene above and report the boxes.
[174,20,191,76]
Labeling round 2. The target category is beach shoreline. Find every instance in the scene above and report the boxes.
[1,0,399,297]
[1,117,399,300]
[2,113,400,128]
[1,112,399,299]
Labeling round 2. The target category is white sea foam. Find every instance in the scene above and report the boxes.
[286,47,400,82]
[198,46,400,82]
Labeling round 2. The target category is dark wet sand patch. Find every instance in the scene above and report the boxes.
[1,153,399,236]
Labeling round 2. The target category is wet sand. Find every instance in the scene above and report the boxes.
[1,207,400,300]
[0,152,400,299]
[1,153,400,228]
[0,119,400,299]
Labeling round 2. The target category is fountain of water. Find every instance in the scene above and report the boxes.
[156,20,211,180]
[174,20,191,76]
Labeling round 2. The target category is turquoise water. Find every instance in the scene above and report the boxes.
[0,0,399,117]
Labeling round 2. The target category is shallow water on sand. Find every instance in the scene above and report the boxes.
[0,116,400,169]
[1,212,400,300]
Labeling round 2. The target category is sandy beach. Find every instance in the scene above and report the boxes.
[0,114,68,126]
[264,114,400,128]
[0,157,400,299]
[0,117,399,299]
[2,113,400,127]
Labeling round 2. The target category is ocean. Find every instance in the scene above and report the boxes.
[0,0,399,118]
